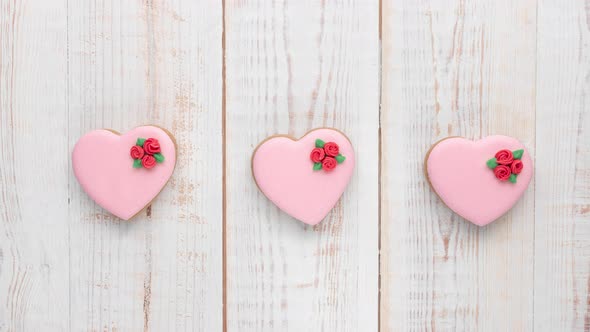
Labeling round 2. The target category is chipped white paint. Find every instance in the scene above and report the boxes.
[224,0,380,331]
[534,0,590,330]
[0,0,588,331]
[1,0,223,331]
[381,0,588,331]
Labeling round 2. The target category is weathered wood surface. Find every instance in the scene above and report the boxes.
[380,0,537,331]
[534,0,590,330]
[2,0,223,331]
[1,1,70,331]
[0,0,588,331]
[224,0,380,331]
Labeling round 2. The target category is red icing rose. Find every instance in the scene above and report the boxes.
[322,157,337,171]
[495,149,514,165]
[310,148,325,163]
[494,165,511,181]
[511,160,523,174]
[130,145,145,159]
[323,142,340,157]
[142,155,157,169]
[143,138,161,155]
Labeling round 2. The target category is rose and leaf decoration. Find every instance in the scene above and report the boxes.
[130,138,165,169]
[310,139,346,172]
[486,149,524,183]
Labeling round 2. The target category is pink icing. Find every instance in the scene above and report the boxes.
[426,135,533,226]
[252,128,355,225]
[72,126,177,220]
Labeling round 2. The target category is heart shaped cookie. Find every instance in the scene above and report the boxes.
[73,126,177,220]
[425,135,533,226]
[252,128,355,225]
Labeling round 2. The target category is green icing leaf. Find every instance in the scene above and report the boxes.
[136,138,146,146]
[513,149,524,159]
[486,158,498,169]
[335,154,346,164]
[313,162,323,171]
[315,139,325,148]
[154,153,165,163]
[133,159,143,168]
[509,174,517,183]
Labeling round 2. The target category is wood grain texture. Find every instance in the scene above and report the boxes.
[381,0,537,331]
[224,0,380,331]
[0,0,70,330]
[66,0,222,331]
[534,0,590,330]
[1,0,590,331]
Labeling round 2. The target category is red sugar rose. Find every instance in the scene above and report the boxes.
[143,138,161,155]
[322,157,337,171]
[511,160,523,174]
[142,155,157,169]
[310,148,326,163]
[130,145,145,159]
[495,149,514,165]
[323,142,340,157]
[494,165,511,181]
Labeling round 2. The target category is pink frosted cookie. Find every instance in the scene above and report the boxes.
[252,128,355,225]
[425,135,533,226]
[73,126,177,220]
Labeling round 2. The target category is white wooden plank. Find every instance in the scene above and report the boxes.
[224,0,380,330]
[67,1,223,331]
[0,0,70,330]
[381,0,536,331]
[534,1,590,330]
[2,1,588,330]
